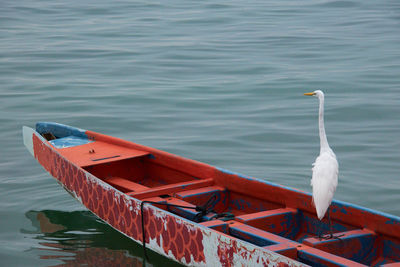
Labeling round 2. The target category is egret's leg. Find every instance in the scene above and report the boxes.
[320,208,344,240]
[316,207,334,239]
[318,207,333,239]
[327,207,335,238]
[317,220,323,239]
[316,215,326,239]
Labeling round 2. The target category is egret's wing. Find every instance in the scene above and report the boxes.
[311,150,338,220]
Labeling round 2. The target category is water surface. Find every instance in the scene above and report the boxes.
[1,0,399,266]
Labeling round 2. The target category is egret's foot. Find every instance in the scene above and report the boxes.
[317,232,332,240]
[318,232,344,241]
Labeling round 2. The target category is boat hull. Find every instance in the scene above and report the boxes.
[24,126,303,267]
[23,123,400,266]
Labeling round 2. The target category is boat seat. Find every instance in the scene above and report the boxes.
[106,177,149,192]
[228,222,289,247]
[235,208,297,230]
[229,222,367,266]
[127,178,214,199]
[297,246,366,267]
[175,185,228,211]
[163,197,203,221]
[303,229,377,265]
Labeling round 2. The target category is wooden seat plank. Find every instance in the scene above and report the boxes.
[128,178,214,199]
[106,177,149,192]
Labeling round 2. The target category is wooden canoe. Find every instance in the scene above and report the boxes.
[23,122,400,266]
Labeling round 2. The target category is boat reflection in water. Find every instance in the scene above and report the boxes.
[23,210,181,267]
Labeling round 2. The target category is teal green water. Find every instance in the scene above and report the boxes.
[1,0,399,266]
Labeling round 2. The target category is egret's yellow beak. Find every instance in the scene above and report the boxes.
[304,92,315,96]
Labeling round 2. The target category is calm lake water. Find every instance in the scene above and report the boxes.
[1,0,399,266]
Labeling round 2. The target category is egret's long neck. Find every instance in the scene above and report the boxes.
[318,95,330,153]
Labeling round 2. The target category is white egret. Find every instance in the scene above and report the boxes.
[304,90,339,239]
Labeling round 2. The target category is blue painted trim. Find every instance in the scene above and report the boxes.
[36,122,88,139]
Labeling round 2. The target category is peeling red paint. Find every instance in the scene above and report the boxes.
[217,237,238,267]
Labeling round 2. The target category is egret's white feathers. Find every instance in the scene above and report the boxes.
[311,149,338,220]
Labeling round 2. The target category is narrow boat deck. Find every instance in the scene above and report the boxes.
[28,122,400,267]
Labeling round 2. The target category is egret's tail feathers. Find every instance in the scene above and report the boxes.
[316,206,327,220]
[312,195,328,220]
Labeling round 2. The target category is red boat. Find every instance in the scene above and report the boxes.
[23,122,400,266]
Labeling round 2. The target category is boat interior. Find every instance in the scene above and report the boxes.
[42,127,400,267]
[82,155,400,266]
